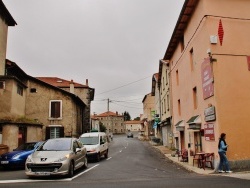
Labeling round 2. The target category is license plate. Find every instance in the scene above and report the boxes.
[35,172,50,176]
[1,161,9,164]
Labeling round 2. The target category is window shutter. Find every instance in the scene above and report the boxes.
[45,127,50,140]
[59,127,64,137]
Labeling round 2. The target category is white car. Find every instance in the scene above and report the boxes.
[25,138,88,178]
[79,132,109,161]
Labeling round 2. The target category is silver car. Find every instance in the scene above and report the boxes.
[25,138,88,178]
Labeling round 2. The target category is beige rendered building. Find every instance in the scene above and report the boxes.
[141,93,155,139]
[125,120,143,132]
[93,111,125,134]
[164,0,250,169]
[157,60,172,148]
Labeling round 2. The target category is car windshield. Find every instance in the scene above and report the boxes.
[15,143,36,151]
[79,136,99,145]
[38,139,71,151]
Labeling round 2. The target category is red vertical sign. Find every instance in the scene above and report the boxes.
[201,57,214,99]
[218,19,224,46]
[204,123,215,141]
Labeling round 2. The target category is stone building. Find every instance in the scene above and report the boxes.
[93,111,125,134]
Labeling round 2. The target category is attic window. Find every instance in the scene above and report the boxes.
[30,88,37,93]
[57,80,63,83]
[0,81,5,89]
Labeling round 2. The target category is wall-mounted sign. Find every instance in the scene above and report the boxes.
[204,106,216,122]
[201,57,214,99]
[204,123,215,141]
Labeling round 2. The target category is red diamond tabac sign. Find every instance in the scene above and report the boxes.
[218,19,224,46]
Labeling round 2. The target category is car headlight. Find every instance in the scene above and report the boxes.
[89,149,96,152]
[26,155,33,163]
[54,154,70,162]
[12,154,21,160]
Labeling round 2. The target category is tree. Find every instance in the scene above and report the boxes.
[99,122,106,132]
[133,117,140,121]
[123,111,131,121]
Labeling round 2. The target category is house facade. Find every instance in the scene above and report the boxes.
[93,111,125,134]
[163,0,250,168]
[157,60,172,148]
[36,77,95,133]
[0,60,88,150]
[125,120,143,132]
[0,0,16,76]
[141,93,155,139]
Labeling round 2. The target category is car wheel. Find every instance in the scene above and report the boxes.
[104,150,108,159]
[67,161,74,178]
[83,157,88,169]
[96,153,101,162]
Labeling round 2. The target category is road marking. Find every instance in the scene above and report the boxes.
[106,157,112,161]
[72,164,99,180]
[0,164,99,184]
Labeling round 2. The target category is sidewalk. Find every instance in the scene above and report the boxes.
[153,145,250,180]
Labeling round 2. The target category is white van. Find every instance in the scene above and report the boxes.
[79,132,109,161]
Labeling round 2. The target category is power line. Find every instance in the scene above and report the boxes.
[96,75,151,95]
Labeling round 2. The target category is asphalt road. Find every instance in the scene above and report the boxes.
[0,134,250,188]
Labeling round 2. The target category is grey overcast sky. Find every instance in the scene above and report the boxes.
[4,0,184,119]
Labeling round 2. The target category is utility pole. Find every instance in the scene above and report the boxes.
[107,98,110,112]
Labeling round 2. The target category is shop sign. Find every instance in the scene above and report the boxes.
[204,106,216,122]
[201,57,214,99]
[204,123,215,141]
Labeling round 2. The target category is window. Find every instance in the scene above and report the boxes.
[0,81,5,89]
[17,84,23,96]
[165,69,168,85]
[167,94,170,111]
[46,126,64,139]
[49,100,62,119]
[30,88,37,93]
[50,127,60,138]
[178,99,181,116]
[193,87,198,109]
[190,48,194,71]
[180,35,184,52]
[163,77,165,90]
[176,70,179,86]
[161,101,164,116]
[164,99,166,113]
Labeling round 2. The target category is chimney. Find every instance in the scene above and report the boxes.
[116,111,118,115]
[70,79,74,94]
[86,79,88,86]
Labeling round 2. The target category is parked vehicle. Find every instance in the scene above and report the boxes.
[0,141,43,169]
[127,132,133,138]
[79,132,109,162]
[25,138,87,178]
